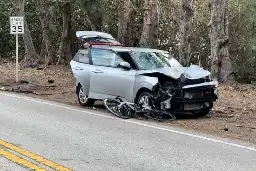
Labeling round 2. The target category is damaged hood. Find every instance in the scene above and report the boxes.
[183,65,211,80]
[137,67,182,79]
[138,65,211,80]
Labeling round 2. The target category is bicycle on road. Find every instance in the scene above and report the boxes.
[104,96,176,122]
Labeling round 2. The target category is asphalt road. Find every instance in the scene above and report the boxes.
[0,92,256,171]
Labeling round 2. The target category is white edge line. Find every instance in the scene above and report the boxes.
[1,92,256,152]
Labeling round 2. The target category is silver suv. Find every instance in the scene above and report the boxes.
[70,31,218,116]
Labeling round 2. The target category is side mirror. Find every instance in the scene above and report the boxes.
[119,62,131,70]
[189,52,201,67]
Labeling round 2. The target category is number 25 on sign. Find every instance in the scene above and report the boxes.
[10,16,24,83]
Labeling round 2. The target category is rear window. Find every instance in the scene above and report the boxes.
[73,49,89,64]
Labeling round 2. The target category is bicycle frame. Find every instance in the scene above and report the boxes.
[107,96,176,121]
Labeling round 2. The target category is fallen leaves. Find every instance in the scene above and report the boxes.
[236,125,256,130]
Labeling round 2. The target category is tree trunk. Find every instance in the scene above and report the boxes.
[83,10,96,31]
[40,37,46,60]
[81,0,102,31]
[178,0,194,66]
[37,0,53,65]
[57,1,72,65]
[140,0,160,48]
[117,0,131,45]
[150,0,160,48]
[208,0,231,83]
[16,0,40,67]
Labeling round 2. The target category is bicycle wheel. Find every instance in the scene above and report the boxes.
[144,110,176,122]
[103,98,132,119]
[163,111,176,121]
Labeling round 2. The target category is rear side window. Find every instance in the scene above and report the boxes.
[73,49,89,64]
[90,48,124,68]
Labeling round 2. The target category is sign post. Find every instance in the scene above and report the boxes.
[10,16,24,83]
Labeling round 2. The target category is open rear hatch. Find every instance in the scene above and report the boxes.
[76,31,122,47]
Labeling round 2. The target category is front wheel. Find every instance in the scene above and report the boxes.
[195,108,211,117]
[77,85,96,107]
[194,102,213,117]
[137,91,153,106]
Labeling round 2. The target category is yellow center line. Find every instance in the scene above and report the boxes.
[0,149,46,171]
[0,139,72,171]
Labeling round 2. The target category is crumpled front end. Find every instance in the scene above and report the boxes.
[170,73,219,113]
[139,71,219,115]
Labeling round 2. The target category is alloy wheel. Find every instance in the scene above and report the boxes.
[78,87,88,104]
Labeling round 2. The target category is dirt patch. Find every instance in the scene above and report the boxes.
[0,63,77,105]
[0,63,255,144]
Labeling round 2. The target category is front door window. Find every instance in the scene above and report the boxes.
[91,48,124,68]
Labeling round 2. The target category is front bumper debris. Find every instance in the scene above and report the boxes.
[168,85,219,112]
[214,88,219,99]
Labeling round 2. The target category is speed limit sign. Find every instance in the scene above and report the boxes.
[10,16,24,83]
[10,16,24,34]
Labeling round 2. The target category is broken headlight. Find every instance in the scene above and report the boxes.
[160,98,172,110]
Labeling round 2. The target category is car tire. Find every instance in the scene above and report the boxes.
[195,102,213,117]
[195,108,211,117]
[136,91,153,106]
[77,84,96,107]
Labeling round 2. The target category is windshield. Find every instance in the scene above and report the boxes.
[168,57,183,68]
[132,51,170,70]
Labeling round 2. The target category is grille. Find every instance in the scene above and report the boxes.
[184,76,210,85]
[184,87,214,99]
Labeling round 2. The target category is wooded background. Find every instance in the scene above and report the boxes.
[0,0,255,83]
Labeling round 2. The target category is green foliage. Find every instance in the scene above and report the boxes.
[0,1,16,58]
[229,0,256,82]
[0,0,255,82]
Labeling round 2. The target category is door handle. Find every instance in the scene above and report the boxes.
[75,66,83,70]
[92,69,103,73]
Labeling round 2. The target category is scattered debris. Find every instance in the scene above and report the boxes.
[236,125,256,130]
[11,87,33,94]
[213,114,235,118]
[93,106,98,110]
[36,67,43,70]
[224,125,229,131]
[220,125,229,131]
[20,80,30,84]
[34,92,53,96]
[48,79,54,84]
[43,85,57,88]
